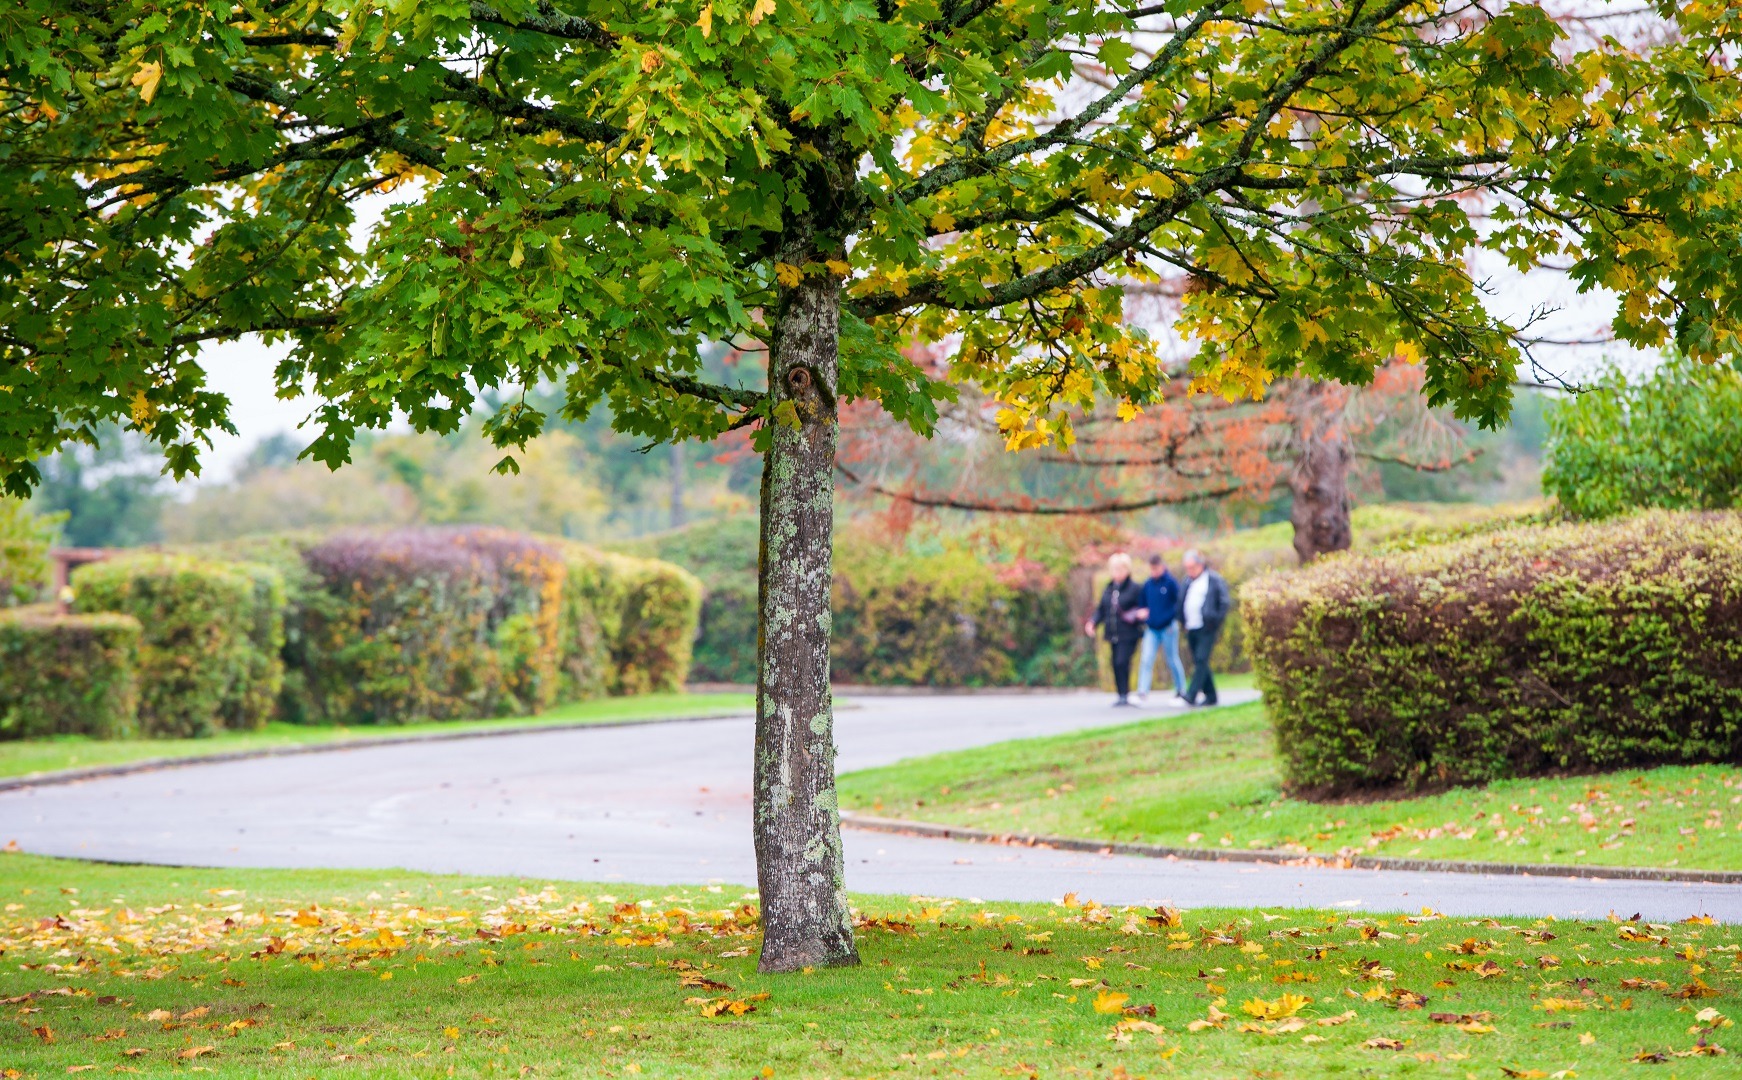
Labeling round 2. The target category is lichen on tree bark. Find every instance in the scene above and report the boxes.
[753,269,858,974]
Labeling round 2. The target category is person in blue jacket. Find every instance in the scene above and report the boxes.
[1135,553,1188,705]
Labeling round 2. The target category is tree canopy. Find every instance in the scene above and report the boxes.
[5,0,1740,496]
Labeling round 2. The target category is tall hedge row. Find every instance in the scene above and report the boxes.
[72,554,285,737]
[0,607,140,739]
[1245,511,1742,797]
[293,527,566,724]
[0,526,700,740]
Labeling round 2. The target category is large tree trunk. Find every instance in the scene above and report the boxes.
[753,272,858,974]
[1287,381,1353,563]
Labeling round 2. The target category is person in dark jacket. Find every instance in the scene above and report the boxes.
[1179,549,1233,706]
[1083,552,1146,706]
[1136,553,1188,704]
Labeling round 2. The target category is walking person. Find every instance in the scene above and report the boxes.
[1135,553,1189,705]
[1180,549,1232,706]
[1083,552,1145,707]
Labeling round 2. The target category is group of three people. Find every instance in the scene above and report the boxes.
[1085,550,1230,708]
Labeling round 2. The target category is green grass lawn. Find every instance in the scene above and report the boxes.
[838,703,1742,872]
[0,692,754,782]
[0,854,1735,1079]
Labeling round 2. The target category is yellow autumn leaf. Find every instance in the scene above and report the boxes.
[1241,993,1311,1020]
[1201,244,1255,286]
[929,210,957,233]
[1092,990,1130,1014]
[131,61,163,104]
[698,2,713,37]
[442,1027,460,1040]
[1115,401,1140,422]
[774,262,803,287]
[1395,339,1422,364]
[823,258,850,277]
[748,0,776,26]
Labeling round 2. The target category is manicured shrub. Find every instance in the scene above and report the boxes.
[1245,511,1742,797]
[0,498,56,607]
[72,554,284,737]
[0,607,141,739]
[295,527,566,724]
[555,542,702,698]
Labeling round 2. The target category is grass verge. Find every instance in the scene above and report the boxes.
[837,703,1742,872]
[0,853,1735,1079]
[0,692,754,782]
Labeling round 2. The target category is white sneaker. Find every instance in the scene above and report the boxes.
[1135,692,1149,704]
[1170,695,1191,707]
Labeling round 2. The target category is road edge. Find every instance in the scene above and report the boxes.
[839,811,1742,885]
[0,709,757,794]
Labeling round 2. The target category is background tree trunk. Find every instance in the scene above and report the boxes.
[753,273,859,974]
[1287,381,1353,563]
[669,440,686,530]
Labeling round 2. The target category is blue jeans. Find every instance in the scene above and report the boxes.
[1138,623,1187,697]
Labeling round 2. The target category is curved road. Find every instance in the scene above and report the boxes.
[4,692,1739,923]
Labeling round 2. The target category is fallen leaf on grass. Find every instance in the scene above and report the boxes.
[1539,998,1586,1013]
[456,974,480,985]
[1092,990,1129,1015]
[177,1046,215,1060]
[1620,978,1670,992]
[1315,1010,1357,1026]
[66,1066,96,1074]
[1239,1017,1307,1035]
[1187,1005,1232,1032]
[1362,1037,1406,1050]
[31,1026,53,1042]
[1430,1011,1496,1025]
[144,1009,172,1021]
[121,1050,147,1058]
[1671,979,1720,1000]
[1499,1068,1548,1078]
[1241,993,1310,1020]
[1104,1018,1166,1043]
[692,996,758,1018]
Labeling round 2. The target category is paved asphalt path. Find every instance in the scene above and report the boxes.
[4,691,1739,923]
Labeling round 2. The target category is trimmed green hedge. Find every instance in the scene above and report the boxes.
[0,607,141,739]
[555,542,702,699]
[1245,510,1742,797]
[72,554,285,737]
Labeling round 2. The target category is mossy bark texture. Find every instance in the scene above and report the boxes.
[753,271,859,974]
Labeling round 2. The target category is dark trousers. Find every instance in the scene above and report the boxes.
[1185,625,1219,704]
[1109,637,1139,698]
